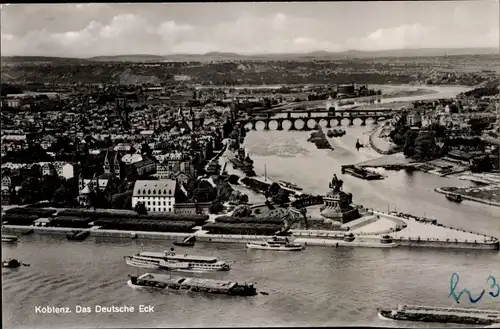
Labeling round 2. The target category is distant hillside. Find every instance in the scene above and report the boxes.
[3,47,497,64]
[93,47,500,62]
[1,56,91,65]
[89,54,166,62]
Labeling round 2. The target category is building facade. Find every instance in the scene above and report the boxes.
[132,179,177,213]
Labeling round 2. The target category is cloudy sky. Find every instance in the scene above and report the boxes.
[1,2,499,57]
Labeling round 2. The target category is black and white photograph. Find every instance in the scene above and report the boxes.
[1,1,499,328]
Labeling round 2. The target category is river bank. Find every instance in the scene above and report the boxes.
[435,186,500,207]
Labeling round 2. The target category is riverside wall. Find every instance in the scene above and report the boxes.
[3,223,499,250]
[393,238,499,250]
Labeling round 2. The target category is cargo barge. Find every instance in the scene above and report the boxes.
[341,164,384,180]
[378,305,500,325]
[128,273,258,296]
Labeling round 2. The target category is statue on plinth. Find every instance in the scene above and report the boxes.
[320,173,360,226]
[329,174,343,192]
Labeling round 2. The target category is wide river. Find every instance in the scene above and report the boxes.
[3,85,499,329]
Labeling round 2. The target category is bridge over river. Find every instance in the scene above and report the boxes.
[237,108,396,131]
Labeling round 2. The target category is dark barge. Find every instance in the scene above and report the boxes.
[341,165,384,180]
[378,305,500,325]
[128,273,258,296]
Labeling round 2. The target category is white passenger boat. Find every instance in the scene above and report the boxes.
[246,236,305,251]
[124,250,231,272]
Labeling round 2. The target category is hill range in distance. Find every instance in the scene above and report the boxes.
[2,47,498,64]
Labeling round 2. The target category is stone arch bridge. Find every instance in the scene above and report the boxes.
[237,109,394,131]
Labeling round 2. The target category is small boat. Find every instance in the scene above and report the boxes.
[66,230,90,241]
[246,236,305,251]
[22,229,34,236]
[446,193,463,203]
[2,235,18,243]
[278,180,303,191]
[2,259,29,268]
[173,235,196,247]
[128,273,258,296]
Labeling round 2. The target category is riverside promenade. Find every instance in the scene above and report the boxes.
[3,205,498,250]
[288,203,499,250]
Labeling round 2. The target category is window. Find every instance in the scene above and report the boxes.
[147,207,150,211]
[147,201,150,205]
[163,201,166,206]
[148,190,151,194]
[163,208,166,212]
[153,201,156,205]
[137,190,140,195]
[143,189,146,194]
[168,190,172,195]
[164,189,167,194]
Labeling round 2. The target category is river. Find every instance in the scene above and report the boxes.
[3,85,499,329]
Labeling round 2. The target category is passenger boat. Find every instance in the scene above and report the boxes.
[173,235,196,247]
[128,273,258,296]
[378,305,500,325]
[278,180,303,192]
[66,230,90,241]
[124,255,192,270]
[446,193,463,203]
[2,259,29,268]
[2,235,18,243]
[246,236,305,251]
[125,250,231,272]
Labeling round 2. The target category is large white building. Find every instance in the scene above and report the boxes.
[132,179,177,213]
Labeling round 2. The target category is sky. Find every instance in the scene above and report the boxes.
[1,2,499,57]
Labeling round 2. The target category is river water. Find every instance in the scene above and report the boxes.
[3,85,499,329]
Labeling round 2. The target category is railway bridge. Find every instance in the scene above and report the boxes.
[237,109,394,131]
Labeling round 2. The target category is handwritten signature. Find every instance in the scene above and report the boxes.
[449,272,500,304]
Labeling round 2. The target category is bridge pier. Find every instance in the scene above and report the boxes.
[326,119,332,128]
[287,112,292,119]
[277,120,283,131]
[250,121,257,130]
[349,118,354,126]
[264,120,270,131]
[289,119,297,130]
[337,118,342,126]
[361,118,366,126]
[307,111,312,118]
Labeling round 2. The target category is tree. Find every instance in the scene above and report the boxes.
[272,189,290,205]
[134,201,148,215]
[239,194,249,204]
[209,201,224,214]
[141,143,152,156]
[233,205,252,217]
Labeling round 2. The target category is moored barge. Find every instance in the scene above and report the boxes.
[378,305,500,325]
[128,273,258,296]
[341,165,383,180]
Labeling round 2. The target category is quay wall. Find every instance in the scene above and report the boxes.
[393,238,499,250]
[435,187,500,207]
[3,225,499,250]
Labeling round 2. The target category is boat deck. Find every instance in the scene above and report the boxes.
[399,305,500,319]
[140,273,238,290]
